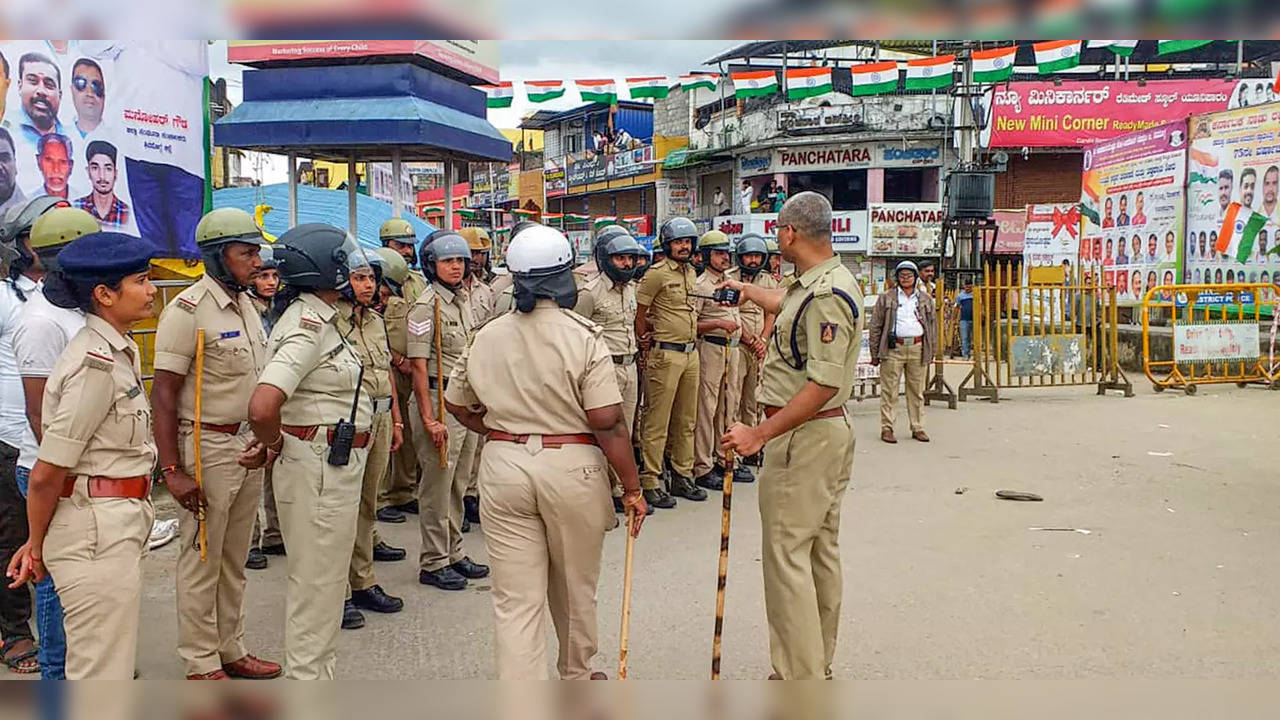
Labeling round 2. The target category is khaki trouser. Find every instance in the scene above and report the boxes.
[879,342,926,433]
[456,430,484,499]
[251,465,282,548]
[274,433,367,680]
[43,483,153,679]
[412,386,467,572]
[693,340,741,478]
[759,413,855,680]
[380,377,419,508]
[736,345,761,427]
[606,360,639,498]
[479,440,614,679]
[176,425,263,675]
[639,347,699,489]
[349,411,393,593]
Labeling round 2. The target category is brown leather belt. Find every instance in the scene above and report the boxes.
[61,475,151,499]
[762,406,846,421]
[281,424,372,449]
[486,431,598,449]
[894,337,923,346]
[199,422,243,434]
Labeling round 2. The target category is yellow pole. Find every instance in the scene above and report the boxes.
[193,329,207,562]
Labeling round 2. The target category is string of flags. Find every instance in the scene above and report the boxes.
[418,206,651,232]
[476,40,1229,108]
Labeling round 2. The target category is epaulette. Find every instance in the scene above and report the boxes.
[83,349,114,371]
[561,308,603,335]
[810,271,834,298]
[298,305,325,333]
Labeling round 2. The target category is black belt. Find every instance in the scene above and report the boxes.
[428,377,449,390]
[699,335,739,348]
[656,341,696,353]
[612,353,638,365]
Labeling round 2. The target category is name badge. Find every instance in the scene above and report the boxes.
[126,386,142,399]
[219,330,241,340]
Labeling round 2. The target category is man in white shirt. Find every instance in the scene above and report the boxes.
[868,260,937,443]
[738,180,754,214]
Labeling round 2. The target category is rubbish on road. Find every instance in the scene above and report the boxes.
[1158,424,1171,428]
[148,518,179,550]
[1028,527,1092,534]
[1147,451,1173,457]
[955,487,968,495]
[996,490,1043,501]
[1173,462,1207,471]
[1171,591,1181,596]
[1166,507,1176,513]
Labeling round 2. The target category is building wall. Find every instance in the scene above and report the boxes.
[994,152,1082,209]
[653,89,690,138]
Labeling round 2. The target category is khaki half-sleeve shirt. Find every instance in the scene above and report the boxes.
[634,257,696,343]
[405,282,473,377]
[573,273,638,357]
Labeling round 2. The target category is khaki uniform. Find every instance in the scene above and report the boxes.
[445,299,620,679]
[692,266,742,478]
[734,269,779,426]
[574,272,639,497]
[634,257,699,488]
[153,275,268,676]
[380,294,418,508]
[455,278,497,501]
[406,282,473,573]
[334,300,395,594]
[757,256,862,680]
[258,293,371,680]
[248,295,282,549]
[402,269,429,304]
[38,315,156,679]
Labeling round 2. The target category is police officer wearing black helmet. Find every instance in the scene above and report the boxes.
[727,233,778,470]
[246,223,375,679]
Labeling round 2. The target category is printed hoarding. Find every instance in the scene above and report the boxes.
[227,40,499,84]
[714,212,868,253]
[761,141,943,175]
[868,203,945,256]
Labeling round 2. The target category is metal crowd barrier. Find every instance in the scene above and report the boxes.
[131,279,195,384]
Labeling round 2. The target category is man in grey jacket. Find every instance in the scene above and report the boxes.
[868,260,936,443]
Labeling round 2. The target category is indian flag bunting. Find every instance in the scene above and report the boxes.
[576,79,618,104]
[680,74,719,92]
[627,76,670,99]
[905,55,955,90]
[1216,202,1268,263]
[593,216,618,229]
[621,215,646,231]
[1273,64,1280,95]
[543,213,563,224]
[510,208,537,218]
[565,213,589,223]
[850,61,899,96]
[1087,40,1139,56]
[457,208,481,219]
[478,82,513,108]
[731,70,779,99]
[785,67,833,100]
[1033,40,1082,74]
[1157,39,1212,55]
[525,80,565,103]
[972,45,1018,84]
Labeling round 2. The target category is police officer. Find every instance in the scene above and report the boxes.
[246,247,283,570]
[5,232,159,680]
[247,247,279,323]
[444,223,647,679]
[380,218,428,302]
[247,224,374,680]
[635,217,703,508]
[455,227,497,528]
[407,231,489,591]
[335,253,406,630]
[151,208,281,679]
[691,230,742,491]
[720,192,862,680]
[729,233,776,471]
[376,247,420,524]
[766,238,783,281]
[633,245,652,281]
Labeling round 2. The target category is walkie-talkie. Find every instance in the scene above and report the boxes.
[327,363,365,467]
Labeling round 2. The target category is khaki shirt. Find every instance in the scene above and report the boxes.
[405,282,473,377]
[733,268,779,340]
[759,256,863,412]
[446,299,621,435]
[465,277,496,325]
[38,314,156,478]
[573,273,638,357]
[334,300,393,401]
[153,275,268,424]
[258,293,371,429]
[383,295,410,359]
[634,257,697,343]
[402,270,429,304]
[694,266,741,341]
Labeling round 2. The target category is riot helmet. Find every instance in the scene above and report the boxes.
[507,224,577,312]
[593,228,645,284]
[272,223,373,293]
[422,231,472,289]
[194,208,265,292]
[735,233,769,279]
[657,217,698,262]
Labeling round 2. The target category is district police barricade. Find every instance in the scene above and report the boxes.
[130,279,196,385]
[1140,283,1280,395]
[959,263,1133,403]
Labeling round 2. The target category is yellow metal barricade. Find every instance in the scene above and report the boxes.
[130,278,196,385]
[960,262,1132,402]
[1141,283,1280,395]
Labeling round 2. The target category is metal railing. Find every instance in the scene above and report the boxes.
[131,279,196,384]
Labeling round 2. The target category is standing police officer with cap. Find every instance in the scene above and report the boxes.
[247,223,374,679]
[380,218,428,302]
[247,245,284,570]
[729,233,776,470]
[6,231,158,679]
[445,223,647,679]
[691,229,742,492]
[406,231,489,591]
[375,246,422,525]
[635,216,703,508]
[151,207,281,679]
[719,191,862,680]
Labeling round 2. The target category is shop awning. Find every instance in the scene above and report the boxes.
[213,184,437,249]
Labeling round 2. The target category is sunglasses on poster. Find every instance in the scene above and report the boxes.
[73,75,104,98]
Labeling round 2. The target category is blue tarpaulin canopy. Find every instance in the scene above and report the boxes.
[213,184,437,249]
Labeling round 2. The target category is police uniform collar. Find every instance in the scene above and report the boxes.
[433,281,458,303]
[661,257,685,271]
[13,275,38,293]
[298,291,337,321]
[196,274,235,309]
[532,298,560,310]
[796,256,842,289]
[85,313,131,352]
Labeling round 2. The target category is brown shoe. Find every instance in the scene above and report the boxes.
[186,669,230,680]
[222,654,283,680]
[590,671,608,680]
[912,431,930,442]
[880,429,897,444]
[768,672,782,680]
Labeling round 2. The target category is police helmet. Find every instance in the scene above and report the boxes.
[258,244,279,270]
[374,246,409,292]
[195,208,265,290]
[593,228,645,284]
[459,226,492,252]
[379,217,415,245]
[633,246,654,281]
[735,233,769,277]
[658,217,698,257]
[31,207,100,251]
[422,231,472,286]
[272,223,372,292]
[765,238,781,256]
[697,229,731,266]
[894,260,919,279]
[507,225,575,276]
[1,196,67,244]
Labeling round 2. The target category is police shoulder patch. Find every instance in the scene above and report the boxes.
[820,322,838,344]
[299,314,323,332]
[176,296,198,313]
[83,350,114,371]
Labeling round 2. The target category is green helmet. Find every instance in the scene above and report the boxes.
[374,246,409,289]
[697,230,730,250]
[765,238,781,256]
[30,207,99,251]
[379,218,415,245]
[195,208,263,247]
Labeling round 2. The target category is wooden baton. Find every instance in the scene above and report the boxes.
[433,296,447,468]
[710,343,735,679]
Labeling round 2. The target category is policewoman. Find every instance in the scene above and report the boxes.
[5,232,158,680]
[247,224,374,679]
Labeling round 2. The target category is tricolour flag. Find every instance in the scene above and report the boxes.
[593,216,618,229]
[478,82,513,108]
[972,45,1018,84]
[1034,40,1082,74]
[565,213,589,223]
[1216,202,1268,263]
[627,76,670,99]
[850,61,899,96]
[543,213,564,224]
[680,74,719,92]
[1274,65,1280,95]
[511,208,537,218]
[905,55,955,90]
[576,79,618,104]
[785,67,833,100]
[1158,40,1212,55]
[1081,172,1102,226]
[525,80,565,103]
[731,70,779,99]
[1087,40,1139,56]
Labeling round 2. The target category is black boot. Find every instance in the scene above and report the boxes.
[451,556,490,579]
[419,566,467,591]
[643,488,676,509]
[373,541,406,562]
[245,547,267,570]
[341,600,365,629]
[464,495,481,525]
[351,585,404,613]
[694,472,723,492]
[670,475,708,501]
[377,506,406,523]
[732,465,755,484]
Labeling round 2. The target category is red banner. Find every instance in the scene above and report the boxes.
[991,209,1026,253]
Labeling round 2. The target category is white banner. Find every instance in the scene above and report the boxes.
[868,203,945,256]
[1174,322,1260,363]
[712,211,868,252]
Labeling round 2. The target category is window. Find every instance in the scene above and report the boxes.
[563,130,583,155]
[789,170,868,210]
[884,168,926,202]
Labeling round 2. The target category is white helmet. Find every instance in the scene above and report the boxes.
[894,260,919,277]
[507,225,573,276]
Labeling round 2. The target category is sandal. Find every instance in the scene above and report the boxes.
[2,636,39,674]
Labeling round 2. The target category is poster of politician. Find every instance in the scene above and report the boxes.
[0,41,207,257]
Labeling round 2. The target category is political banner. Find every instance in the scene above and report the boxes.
[1080,121,1186,305]
[0,41,208,258]
[1021,203,1081,321]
